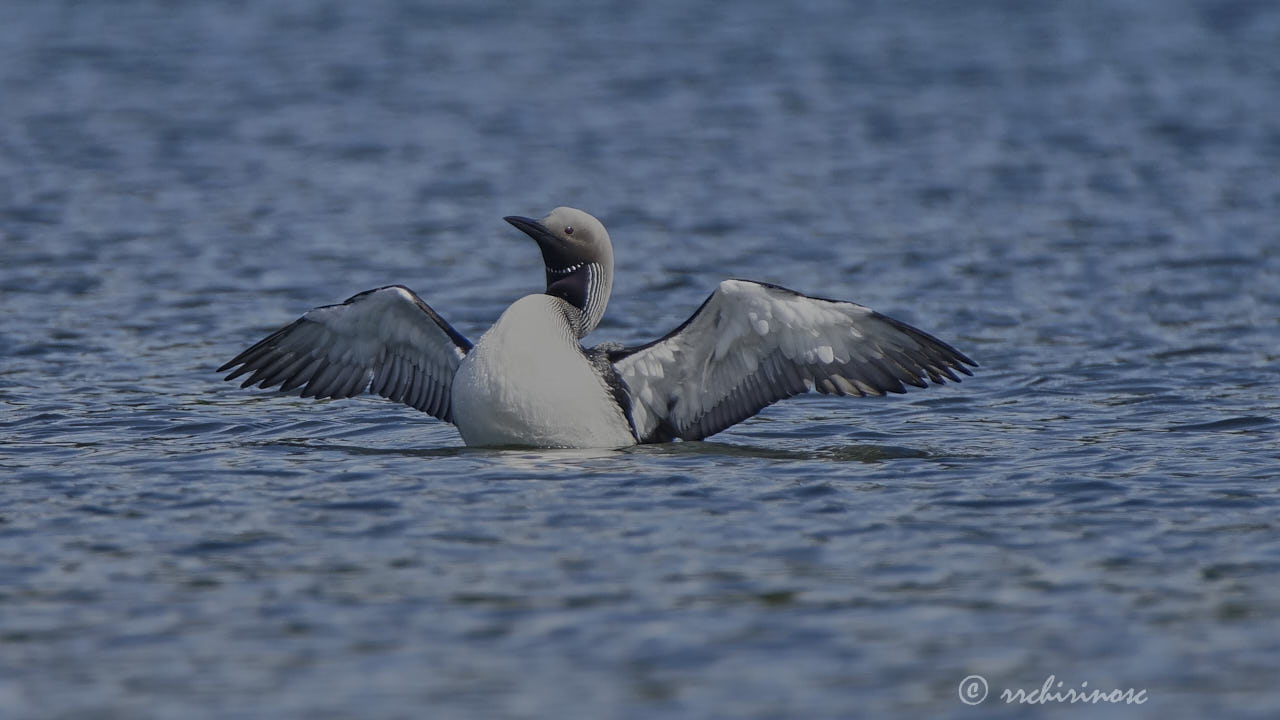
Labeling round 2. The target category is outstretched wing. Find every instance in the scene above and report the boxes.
[607,279,975,442]
[219,285,472,422]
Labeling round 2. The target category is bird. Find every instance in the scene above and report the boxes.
[218,207,976,448]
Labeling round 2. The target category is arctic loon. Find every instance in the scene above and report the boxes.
[219,207,976,448]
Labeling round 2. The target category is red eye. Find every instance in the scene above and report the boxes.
[564,226,574,235]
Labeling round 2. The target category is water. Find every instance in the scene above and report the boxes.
[2,0,1279,717]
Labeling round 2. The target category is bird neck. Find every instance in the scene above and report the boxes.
[544,261,610,338]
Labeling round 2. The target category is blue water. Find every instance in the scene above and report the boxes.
[3,1,1279,718]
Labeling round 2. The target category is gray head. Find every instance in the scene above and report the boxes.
[504,207,614,338]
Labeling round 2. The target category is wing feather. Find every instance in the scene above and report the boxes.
[406,363,426,411]
[279,355,324,393]
[384,354,408,401]
[607,279,975,442]
[218,285,472,423]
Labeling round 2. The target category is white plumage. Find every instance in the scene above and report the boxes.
[451,295,635,448]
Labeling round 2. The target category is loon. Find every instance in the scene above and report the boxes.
[219,207,976,448]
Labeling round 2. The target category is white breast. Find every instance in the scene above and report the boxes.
[450,295,636,448]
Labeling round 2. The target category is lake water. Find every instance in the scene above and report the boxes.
[2,1,1278,718]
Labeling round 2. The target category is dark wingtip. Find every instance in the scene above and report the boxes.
[947,355,977,378]
[217,353,249,374]
[221,363,251,381]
